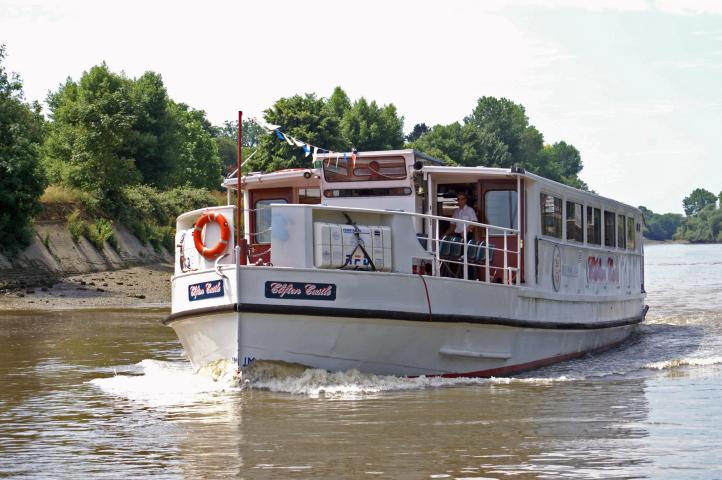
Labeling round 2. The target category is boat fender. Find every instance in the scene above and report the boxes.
[193,212,231,259]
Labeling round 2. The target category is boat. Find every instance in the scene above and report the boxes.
[163,145,647,377]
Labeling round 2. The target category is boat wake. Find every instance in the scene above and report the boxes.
[88,359,240,407]
[91,307,722,403]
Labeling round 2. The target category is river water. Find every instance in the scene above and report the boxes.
[1,244,721,479]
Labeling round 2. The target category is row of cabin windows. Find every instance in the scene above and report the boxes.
[540,193,637,250]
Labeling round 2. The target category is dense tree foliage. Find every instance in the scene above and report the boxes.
[340,98,404,151]
[682,188,717,216]
[212,119,264,172]
[406,123,429,142]
[246,87,404,172]
[674,187,722,242]
[43,63,222,206]
[0,45,47,251]
[676,205,722,242]
[639,206,684,241]
[411,97,587,189]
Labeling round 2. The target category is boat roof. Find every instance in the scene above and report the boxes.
[221,148,640,215]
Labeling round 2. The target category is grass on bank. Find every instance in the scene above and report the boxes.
[42,184,223,254]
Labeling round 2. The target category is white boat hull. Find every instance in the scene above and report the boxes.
[166,266,644,377]
[170,310,636,376]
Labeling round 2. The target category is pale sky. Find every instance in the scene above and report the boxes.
[2,0,721,214]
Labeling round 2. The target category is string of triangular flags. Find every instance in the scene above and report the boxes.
[249,116,356,169]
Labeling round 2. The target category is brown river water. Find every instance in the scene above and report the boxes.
[1,243,722,479]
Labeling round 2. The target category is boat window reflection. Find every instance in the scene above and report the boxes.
[587,206,601,245]
[255,198,288,243]
[541,193,562,238]
[485,190,518,229]
[566,201,584,243]
[604,211,616,248]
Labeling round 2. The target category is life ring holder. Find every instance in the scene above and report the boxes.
[193,212,231,259]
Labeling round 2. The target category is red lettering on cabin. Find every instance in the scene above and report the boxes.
[189,285,204,298]
[305,284,333,297]
[270,283,302,298]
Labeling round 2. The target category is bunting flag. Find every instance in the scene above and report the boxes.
[266,122,359,170]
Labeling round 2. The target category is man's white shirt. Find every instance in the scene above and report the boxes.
[452,205,478,234]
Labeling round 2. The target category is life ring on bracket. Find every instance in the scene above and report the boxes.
[193,212,231,259]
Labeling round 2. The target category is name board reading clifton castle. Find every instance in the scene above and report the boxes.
[265,281,336,301]
[188,280,225,302]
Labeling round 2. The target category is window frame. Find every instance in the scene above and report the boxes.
[253,198,288,244]
[540,192,563,239]
[565,200,585,244]
[603,210,616,248]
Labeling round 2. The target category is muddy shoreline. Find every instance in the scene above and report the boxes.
[0,264,172,311]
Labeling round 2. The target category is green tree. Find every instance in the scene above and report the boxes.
[410,96,586,188]
[126,71,175,187]
[212,119,264,173]
[340,98,404,151]
[639,206,684,241]
[167,102,223,190]
[406,123,429,142]
[43,63,140,201]
[0,45,47,251]
[533,142,587,189]
[682,188,717,216]
[247,93,343,172]
[464,96,542,165]
[412,122,511,167]
[676,204,722,242]
[325,86,351,119]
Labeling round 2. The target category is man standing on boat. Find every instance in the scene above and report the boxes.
[444,192,479,279]
[446,192,478,238]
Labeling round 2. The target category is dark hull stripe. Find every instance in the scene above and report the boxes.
[163,303,648,330]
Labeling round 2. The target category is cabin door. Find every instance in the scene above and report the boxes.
[249,187,293,264]
[477,179,525,283]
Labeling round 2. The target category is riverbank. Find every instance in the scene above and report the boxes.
[0,264,172,311]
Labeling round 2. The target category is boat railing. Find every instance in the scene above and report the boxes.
[411,213,520,285]
[244,204,521,286]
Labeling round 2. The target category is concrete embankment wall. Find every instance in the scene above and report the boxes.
[0,221,172,288]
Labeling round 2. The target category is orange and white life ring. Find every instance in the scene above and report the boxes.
[193,212,231,259]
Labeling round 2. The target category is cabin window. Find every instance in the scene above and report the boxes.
[604,211,616,248]
[566,201,584,243]
[299,188,321,204]
[485,190,518,229]
[324,187,412,198]
[323,155,407,182]
[254,198,288,243]
[627,217,636,250]
[617,214,627,249]
[587,206,601,245]
[540,193,562,238]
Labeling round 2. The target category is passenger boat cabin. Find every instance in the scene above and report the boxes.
[224,148,642,294]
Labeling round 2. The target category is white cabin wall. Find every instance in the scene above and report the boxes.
[530,176,644,296]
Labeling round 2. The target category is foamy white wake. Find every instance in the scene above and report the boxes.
[90,358,577,403]
[243,361,573,398]
[89,359,240,407]
[644,355,722,371]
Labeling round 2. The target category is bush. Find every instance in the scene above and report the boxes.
[67,210,87,243]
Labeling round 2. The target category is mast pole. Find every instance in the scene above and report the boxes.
[236,111,247,265]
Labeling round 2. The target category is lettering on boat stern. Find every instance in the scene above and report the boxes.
[188,279,225,301]
[265,281,336,301]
